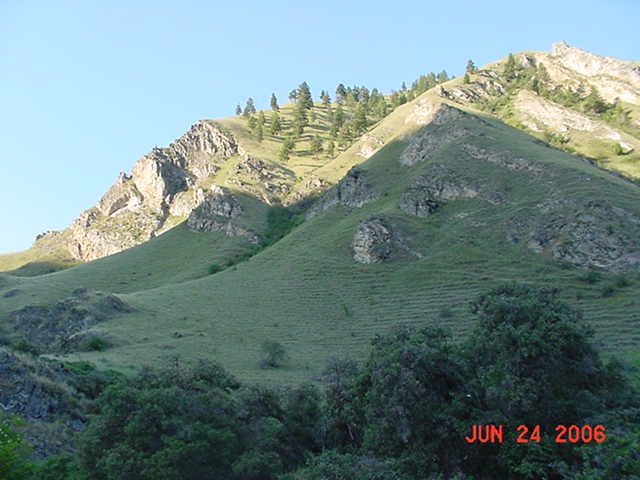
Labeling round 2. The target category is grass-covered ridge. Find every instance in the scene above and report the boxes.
[1,94,639,386]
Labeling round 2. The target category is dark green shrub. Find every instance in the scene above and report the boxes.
[260,340,288,368]
[601,284,616,297]
[0,415,33,479]
[79,335,111,352]
[208,263,223,274]
[579,269,602,284]
[615,274,632,288]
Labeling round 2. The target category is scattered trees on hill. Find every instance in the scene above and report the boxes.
[310,135,323,157]
[243,97,256,116]
[270,112,282,136]
[466,59,477,74]
[279,136,295,162]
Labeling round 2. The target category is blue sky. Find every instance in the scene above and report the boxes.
[0,0,638,253]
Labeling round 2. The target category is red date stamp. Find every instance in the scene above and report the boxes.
[465,424,606,444]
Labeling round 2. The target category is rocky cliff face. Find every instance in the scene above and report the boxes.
[64,121,270,261]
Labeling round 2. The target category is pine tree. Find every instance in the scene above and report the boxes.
[337,124,353,149]
[463,73,470,84]
[270,93,279,111]
[466,59,477,74]
[256,121,263,142]
[235,104,242,116]
[504,53,518,81]
[257,111,266,127]
[326,140,335,158]
[247,115,257,131]
[401,81,407,91]
[279,136,295,162]
[353,103,368,135]
[310,135,323,157]
[334,105,345,129]
[437,71,449,83]
[298,81,313,110]
[270,112,282,136]
[293,102,308,135]
[288,88,299,102]
[335,84,347,104]
[321,90,331,106]
[243,97,256,116]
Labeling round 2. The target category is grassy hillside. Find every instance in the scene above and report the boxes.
[2,95,639,386]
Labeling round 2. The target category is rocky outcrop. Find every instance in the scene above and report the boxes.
[358,133,385,158]
[405,101,466,127]
[513,90,624,141]
[0,349,74,422]
[5,289,132,352]
[401,104,473,166]
[226,156,294,203]
[65,121,242,261]
[462,144,542,173]
[98,172,144,216]
[551,41,640,91]
[307,168,376,217]
[352,217,394,264]
[436,71,507,104]
[508,199,640,272]
[400,164,486,217]
[186,186,259,243]
[68,206,163,261]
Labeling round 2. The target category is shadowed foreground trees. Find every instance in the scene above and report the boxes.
[19,285,640,479]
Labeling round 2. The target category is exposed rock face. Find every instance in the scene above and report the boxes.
[66,121,242,261]
[5,289,132,352]
[226,156,293,204]
[0,348,85,458]
[514,90,622,141]
[406,101,466,127]
[508,199,640,272]
[551,41,640,91]
[98,172,144,216]
[358,133,385,158]
[68,206,163,261]
[400,163,488,217]
[0,349,72,422]
[437,71,507,104]
[352,217,394,264]
[462,144,542,173]
[401,104,473,166]
[186,186,259,243]
[307,168,376,217]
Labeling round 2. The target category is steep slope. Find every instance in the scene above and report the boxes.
[437,41,640,178]
[4,41,638,276]
[2,91,640,385]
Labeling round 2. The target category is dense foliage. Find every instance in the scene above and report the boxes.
[12,285,640,479]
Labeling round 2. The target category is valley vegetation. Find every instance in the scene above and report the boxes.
[2,285,639,479]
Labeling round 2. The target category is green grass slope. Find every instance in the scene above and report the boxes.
[2,94,638,386]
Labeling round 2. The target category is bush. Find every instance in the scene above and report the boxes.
[0,416,33,479]
[601,284,616,297]
[260,340,288,368]
[615,274,632,288]
[579,269,602,284]
[79,335,111,352]
[208,264,224,275]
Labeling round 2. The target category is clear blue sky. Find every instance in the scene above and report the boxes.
[1,0,638,253]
